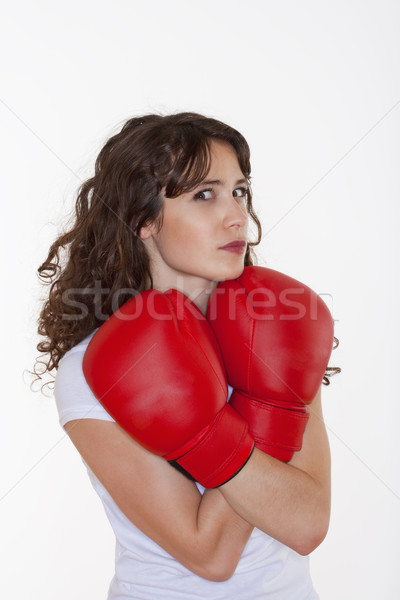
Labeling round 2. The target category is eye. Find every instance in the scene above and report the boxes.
[233,187,249,200]
[193,188,215,201]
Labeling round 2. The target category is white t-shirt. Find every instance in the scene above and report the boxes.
[54,332,319,600]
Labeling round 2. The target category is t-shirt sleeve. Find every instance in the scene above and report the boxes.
[54,335,115,428]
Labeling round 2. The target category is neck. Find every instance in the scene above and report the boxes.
[142,239,218,314]
[187,282,218,315]
[153,275,217,315]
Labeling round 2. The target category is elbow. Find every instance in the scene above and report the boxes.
[294,529,328,556]
[184,538,243,582]
[200,571,231,583]
[199,560,237,582]
[293,514,330,556]
[194,554,239,582]
[294,486,331,556]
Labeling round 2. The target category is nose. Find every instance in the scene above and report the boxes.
[222,196,248,231]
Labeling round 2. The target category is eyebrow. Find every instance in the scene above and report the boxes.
[198,178,248,186]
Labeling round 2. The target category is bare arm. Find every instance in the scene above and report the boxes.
[65,418,253,582]
[219,387,331,555]
[65,386,329,580]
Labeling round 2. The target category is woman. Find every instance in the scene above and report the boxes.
[33,112,338,599]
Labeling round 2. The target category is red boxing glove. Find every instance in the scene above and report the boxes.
[82,289,254,488]
[207,266,334,462]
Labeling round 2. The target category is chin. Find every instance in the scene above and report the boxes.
[215,263,245,282]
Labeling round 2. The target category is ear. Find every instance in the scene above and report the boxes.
[138,223,156,240]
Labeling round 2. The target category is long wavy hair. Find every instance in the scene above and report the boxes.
[32,113,262,391]
[31,111,340,393]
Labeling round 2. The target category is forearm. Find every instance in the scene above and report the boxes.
[123,472,253,580]
[191,488,254,580]
[219,390,331,555]
[219,449,329,555]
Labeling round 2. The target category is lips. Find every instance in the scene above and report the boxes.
[219,240,247,254]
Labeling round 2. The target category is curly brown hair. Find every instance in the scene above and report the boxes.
[31,113,263,392]
[31,111,340,393]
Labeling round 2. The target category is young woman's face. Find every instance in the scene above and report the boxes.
[140,140,249,295]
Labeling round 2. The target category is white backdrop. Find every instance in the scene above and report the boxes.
[1,1,399,598]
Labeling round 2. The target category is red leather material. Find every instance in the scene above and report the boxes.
[230,390,309,462]
[207,266,334,461]
[177,403,254,488]
[82,288,254,488]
